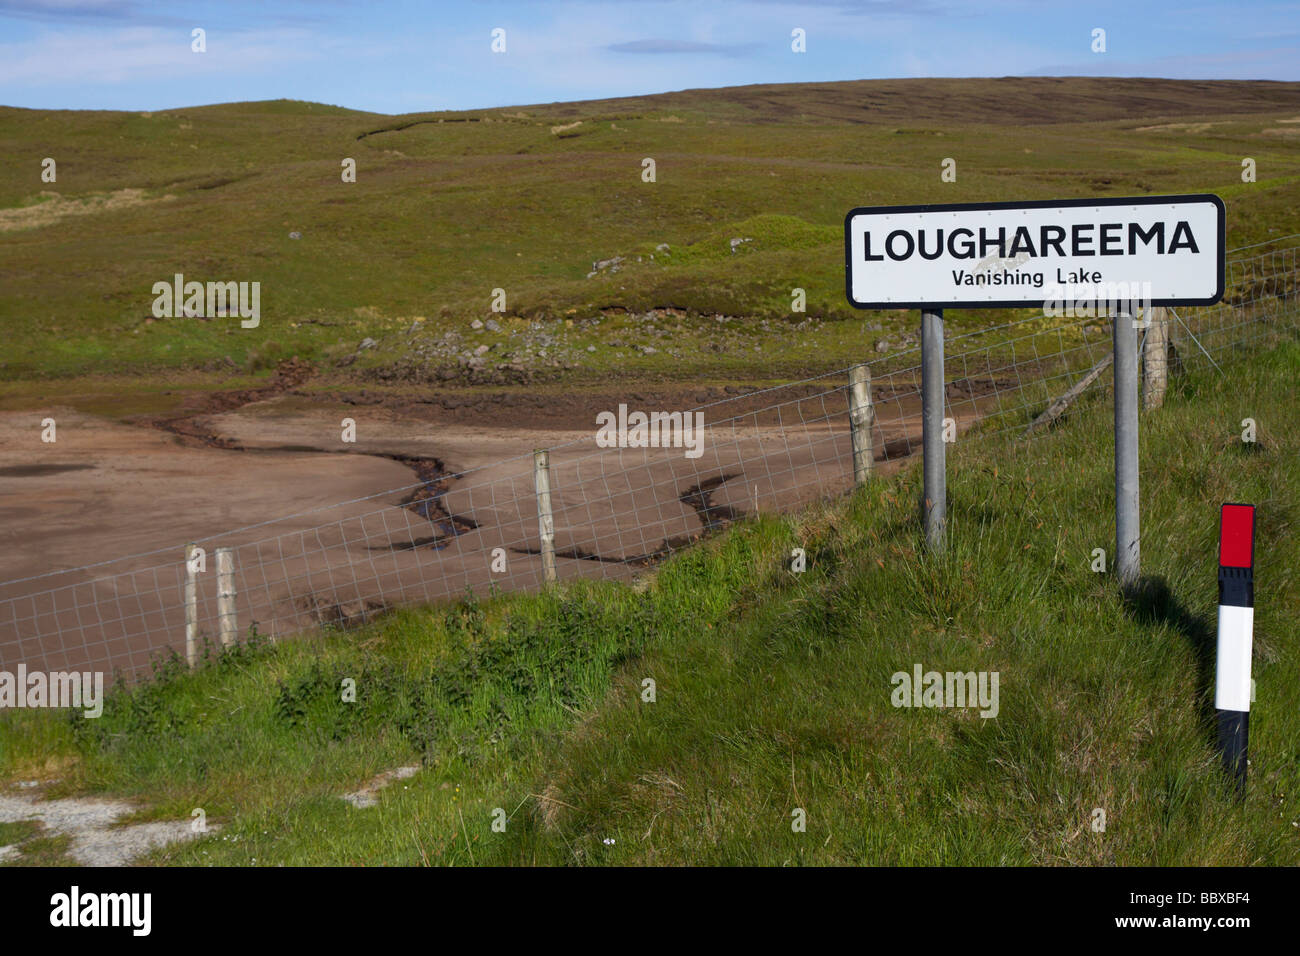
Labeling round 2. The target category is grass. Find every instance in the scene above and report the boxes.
[0,820,75,866]
[3,833,76,867]
[0,820,41,846]
[1,77,1298,402]
[3,335,1296,865]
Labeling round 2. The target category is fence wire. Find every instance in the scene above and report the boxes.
[1,241,1296,681]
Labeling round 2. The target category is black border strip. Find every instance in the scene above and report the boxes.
[842,194,1226,310]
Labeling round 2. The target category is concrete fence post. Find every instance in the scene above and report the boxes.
[848,363,874,485]
[184,542,199,667]
[533,449,557,584]
[216,547,236,648]
[1143,306,1168,411]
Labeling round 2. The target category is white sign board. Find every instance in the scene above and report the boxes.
[844,195,1225,310]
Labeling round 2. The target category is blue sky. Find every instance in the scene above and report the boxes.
[1,0,1296,114]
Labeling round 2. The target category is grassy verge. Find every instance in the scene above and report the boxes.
[2,338,1297,865]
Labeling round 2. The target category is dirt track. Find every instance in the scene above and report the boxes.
[0,373,1003,679]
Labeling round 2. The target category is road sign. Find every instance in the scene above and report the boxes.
[844,194,1225,310]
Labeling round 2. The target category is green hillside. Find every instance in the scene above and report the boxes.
[2,78,1299,395]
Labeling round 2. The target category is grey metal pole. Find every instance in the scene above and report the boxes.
[921,309,946,551]
[1113,307,1141,590]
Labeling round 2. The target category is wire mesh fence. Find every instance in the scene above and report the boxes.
[2,239,1297,682]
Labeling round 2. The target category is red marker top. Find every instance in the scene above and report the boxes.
[1219,504,1255,569]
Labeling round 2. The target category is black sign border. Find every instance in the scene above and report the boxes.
[843,193,1227,310]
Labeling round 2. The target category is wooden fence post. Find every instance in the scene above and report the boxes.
[533,450,557,584]
[848,364,874,484]
[1143,306,1168,411]
[184,543,199,667]
[1023,351,1113,437]
[216,547,236,648]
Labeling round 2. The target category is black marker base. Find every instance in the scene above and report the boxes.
[1216,709,1248,799]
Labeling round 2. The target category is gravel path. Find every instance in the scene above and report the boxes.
[0,789,213,866]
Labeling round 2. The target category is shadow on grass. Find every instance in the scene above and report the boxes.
[1123,575,1216,741]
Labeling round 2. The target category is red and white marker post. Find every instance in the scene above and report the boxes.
[1216,503,1256,797]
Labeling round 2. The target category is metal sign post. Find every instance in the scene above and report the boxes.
[921,309,946,551]
[1113,305,1141,589]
